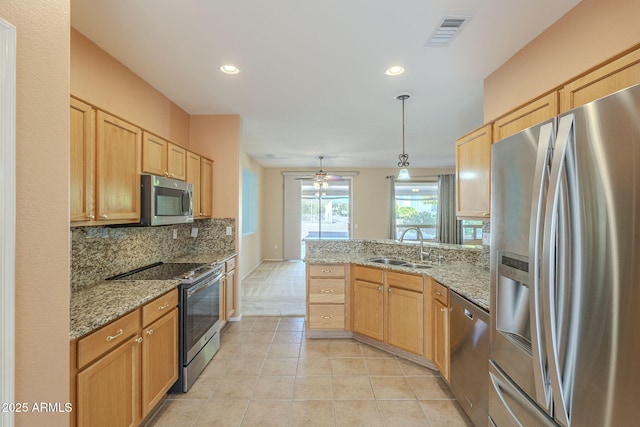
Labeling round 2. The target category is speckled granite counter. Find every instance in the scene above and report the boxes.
[305,252,490,312]
[70,250,236,340]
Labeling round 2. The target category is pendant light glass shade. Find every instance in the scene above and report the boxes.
[395,94,411,180]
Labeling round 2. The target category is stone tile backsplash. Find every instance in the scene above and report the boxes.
[71,218,235,291]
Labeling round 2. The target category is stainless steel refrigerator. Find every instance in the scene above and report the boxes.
[489,83,640,426]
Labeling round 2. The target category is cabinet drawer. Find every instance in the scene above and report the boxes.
[309,264,345,278]
[309,279,345,303]
[353,265,383,283]
[225,257,235,272]
[77,309,140,369]
[142,289,178,327]
[433,281,449,305]
[308,304,345,329]
[387,271,423,292]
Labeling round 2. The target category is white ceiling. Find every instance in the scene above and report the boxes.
[71,0,581,169]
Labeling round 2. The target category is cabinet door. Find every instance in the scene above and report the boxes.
[353,279,384,341]
[562,47,640,112]
[141,308,178,418]
[167,143,187,181]
[433,299,450,382]
[70,98,95,223]
[77,337,140,427]
[200,157,213,218]
[492,91,558,142]
[186,151,201,219]
[226,269,236,319]
[142,131,167,177]
[387,287,424,356]
[96,111,142,222]
[455,124,492,219]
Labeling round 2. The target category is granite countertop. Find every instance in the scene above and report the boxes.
[305,252,490,312]
[70,250,236,340]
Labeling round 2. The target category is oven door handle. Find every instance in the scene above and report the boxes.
[186,273,223,298]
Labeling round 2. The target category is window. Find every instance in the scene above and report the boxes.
[394,180,438,241]
[462,220,483,245]
[301,178,351,240]
[242,168,257,235]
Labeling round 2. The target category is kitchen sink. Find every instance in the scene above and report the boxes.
[367,258,433,269]
[368,258,406,265]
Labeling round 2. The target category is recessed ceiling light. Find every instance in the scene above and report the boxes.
[384,66,405,76]
[220,64,240,75]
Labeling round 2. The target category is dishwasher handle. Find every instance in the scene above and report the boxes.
[464,308,474,320]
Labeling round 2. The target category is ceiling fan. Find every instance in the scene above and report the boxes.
[296,156,345,186]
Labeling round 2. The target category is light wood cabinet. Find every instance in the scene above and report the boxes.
[141,307,178,417]
[455,124,492,219]
[186,151,201,218]
[199,157,213,218]
[306,264,347,332]
[142,132,187,181]
[70,98,95,223]
[386,271,424,356]
[221,256,236,323]
[73,289,178,427]
[352,278,384,340]
[77,336,141,427]
[561,47,640,112]
[95,110,142,223]
[492,91,558,143]
[432,281,450,382]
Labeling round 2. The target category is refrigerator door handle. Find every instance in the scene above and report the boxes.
[542,113,576,427]
[528,121,554,411]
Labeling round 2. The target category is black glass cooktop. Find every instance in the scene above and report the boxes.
[108,262,207,281]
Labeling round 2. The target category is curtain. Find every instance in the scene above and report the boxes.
[389,176,397,239]
[437,174,462,244]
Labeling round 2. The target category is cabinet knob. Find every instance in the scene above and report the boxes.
[136,337,143,344]
[100,213,108,219]
[146,330,154,335]
[378,286,383,292]
[388,288,392,293]
[87,214,95,220]
[164,172,169,177]
[440,307,447,312]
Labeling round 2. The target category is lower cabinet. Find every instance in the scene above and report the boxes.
[73,289,178,427]
[306,264,347,332]
[221,256,237,323]
[432,281,450,382]
[351,266,425,357]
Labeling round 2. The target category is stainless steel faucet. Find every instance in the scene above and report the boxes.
[399,227,426,261]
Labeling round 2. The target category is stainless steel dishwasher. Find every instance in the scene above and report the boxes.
[449,291,490,427]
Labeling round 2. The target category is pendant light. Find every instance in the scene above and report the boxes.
[396,94,411,180]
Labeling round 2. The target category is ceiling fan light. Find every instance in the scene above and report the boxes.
[397,168,411,180]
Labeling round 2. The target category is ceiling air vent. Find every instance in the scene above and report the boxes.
[426,16,471,46]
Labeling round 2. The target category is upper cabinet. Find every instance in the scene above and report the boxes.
[186,151,202,218]
[455,124,492,219]
[70,98,95,223]
[96,111,142,222]
[200,157,213,218]
[561,47,640,112]
[142,132,187,181]
[492,91,559,143]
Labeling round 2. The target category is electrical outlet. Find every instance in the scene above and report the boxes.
[226,226,232,236]
[173,229,178,239]
[191,227,198,238]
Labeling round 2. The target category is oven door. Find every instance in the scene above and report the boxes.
[183,273,221,363]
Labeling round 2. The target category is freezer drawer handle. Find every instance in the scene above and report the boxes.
[464,309,474,320]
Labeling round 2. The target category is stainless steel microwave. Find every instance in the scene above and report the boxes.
[140,174,193,226]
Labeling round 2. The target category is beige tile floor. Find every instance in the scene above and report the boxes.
[144,316,473,427]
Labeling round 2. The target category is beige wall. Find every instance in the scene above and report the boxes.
[1,1,71,426]
[261,167,454,260]
[484,0,640,121]
[71,28,191,146]
[239,152,264,278]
